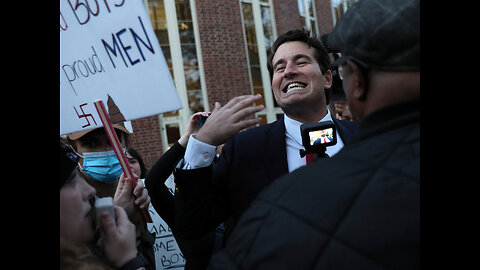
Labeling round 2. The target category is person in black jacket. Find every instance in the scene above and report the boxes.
[173,28,358,249]
[145,112,217,270]
[207,0,420,269]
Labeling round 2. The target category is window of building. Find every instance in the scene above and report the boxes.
[331,0,357,24]
[147,0,177,120]
[297,0,319,35]
[176,0,205,113]
[240,0,281,125]
[145,0,207,150]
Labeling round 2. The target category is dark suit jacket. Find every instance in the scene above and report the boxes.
[174,117,358,242]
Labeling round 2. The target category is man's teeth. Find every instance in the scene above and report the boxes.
[287,83,306,92]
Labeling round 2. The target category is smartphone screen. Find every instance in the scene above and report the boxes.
[199,115,208,127]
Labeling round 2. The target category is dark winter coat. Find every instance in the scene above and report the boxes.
[208,99,420,270]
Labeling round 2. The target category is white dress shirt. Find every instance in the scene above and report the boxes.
[181,108,344,171]
[181,134,217,169]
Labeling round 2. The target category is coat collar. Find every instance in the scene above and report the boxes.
[350,98,419,144]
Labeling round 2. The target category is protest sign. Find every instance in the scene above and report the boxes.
[146,176,186,269]
[60,0,182,135]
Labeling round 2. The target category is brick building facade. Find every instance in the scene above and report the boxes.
[129,0,355,170]
[195,0,252,107]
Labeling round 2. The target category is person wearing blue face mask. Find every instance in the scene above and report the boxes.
[81,148,124,184]
[66,123,156,268]
[67,124,130,196]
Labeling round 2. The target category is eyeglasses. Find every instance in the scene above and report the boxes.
[335,55,370,81]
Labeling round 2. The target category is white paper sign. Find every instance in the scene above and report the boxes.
[144,177,186,270]
[60,0,182,135]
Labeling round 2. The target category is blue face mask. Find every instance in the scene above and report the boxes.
[81,149,123,184]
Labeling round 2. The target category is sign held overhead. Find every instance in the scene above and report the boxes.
[60,0,182,135]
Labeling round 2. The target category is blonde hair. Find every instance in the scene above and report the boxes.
[60,237,113,270]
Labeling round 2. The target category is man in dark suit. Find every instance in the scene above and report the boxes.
[173,29,358,246]
[208,0,419,268]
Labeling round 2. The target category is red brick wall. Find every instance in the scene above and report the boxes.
[316,0,335,35]
[273,0,334,37]
[129,115,163,172]
[195,0,252,108]
[273,0,303,36]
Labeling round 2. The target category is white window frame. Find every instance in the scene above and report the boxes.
[240,0,282,124]
[143,0,208,150]
[330,0,358,25]
[299,0,320,34]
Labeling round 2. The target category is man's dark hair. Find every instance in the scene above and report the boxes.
[267,28,332,104]
[267,28,332,78]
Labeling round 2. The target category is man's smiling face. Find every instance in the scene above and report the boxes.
[271,41,332,114]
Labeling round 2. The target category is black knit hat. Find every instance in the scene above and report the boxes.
[327,0,419,72]
[60,141,79,189]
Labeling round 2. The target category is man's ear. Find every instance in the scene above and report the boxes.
[347,59,368,101]
[323,69,333,89]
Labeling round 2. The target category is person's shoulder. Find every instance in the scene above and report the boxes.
[258,148,359,200]
[333,119,359,143]
[236,118,284,139]
[220,119,284,155]
[334,118,359,131]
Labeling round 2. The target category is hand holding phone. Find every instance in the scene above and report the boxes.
[100,205,138,268]
[95,197,116,228]
[199,113,211,127]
